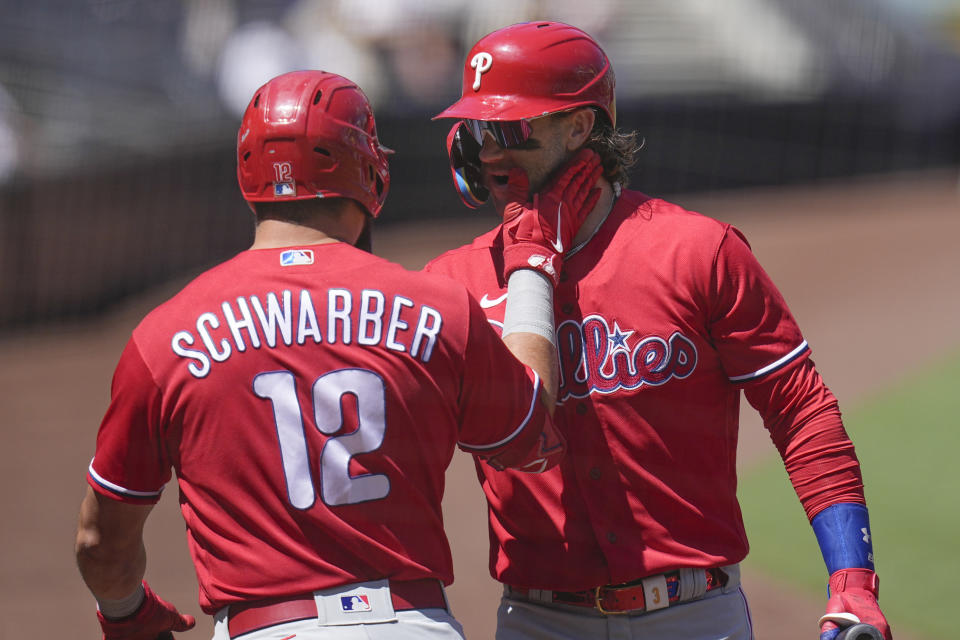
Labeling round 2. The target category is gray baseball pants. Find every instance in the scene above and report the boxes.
[496,565,753,640]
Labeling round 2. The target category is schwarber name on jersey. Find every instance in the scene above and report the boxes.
[87,243,546,613]
[425,190,812,591]
[169,283,444,379]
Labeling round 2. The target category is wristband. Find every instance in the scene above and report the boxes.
[812,503,875,575]
[502,269,556,345]
[97,583,145,619]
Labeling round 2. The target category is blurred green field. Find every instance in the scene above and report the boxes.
[739,349,960,640]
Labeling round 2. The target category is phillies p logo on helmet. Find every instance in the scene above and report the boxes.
[471,52,493,91]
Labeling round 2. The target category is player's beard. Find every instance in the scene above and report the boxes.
[490,144,575,219]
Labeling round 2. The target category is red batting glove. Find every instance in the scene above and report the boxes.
[501,148,602,286]
[818,569,892,640]
[97,581,196,640]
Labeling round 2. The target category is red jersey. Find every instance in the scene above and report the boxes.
[87,243,549,613]
[426,190,857,590]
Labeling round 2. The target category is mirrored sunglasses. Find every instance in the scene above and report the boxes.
[463,118,533,149]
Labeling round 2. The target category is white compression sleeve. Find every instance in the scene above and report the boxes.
[501,269,556,345]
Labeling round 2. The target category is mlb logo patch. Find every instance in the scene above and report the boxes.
[340,594,371,612]
[274,182,296,196]
[280,249,314,266]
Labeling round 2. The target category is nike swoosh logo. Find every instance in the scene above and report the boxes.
[549,202,563,253]
[479,292,508,308]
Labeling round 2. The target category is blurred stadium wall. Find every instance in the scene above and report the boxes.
[1,0,959,327]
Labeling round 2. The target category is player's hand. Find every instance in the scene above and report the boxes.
[483,413,566,473]
[501,148,602,286]
[97,581,196,640]
[818,569,892,640]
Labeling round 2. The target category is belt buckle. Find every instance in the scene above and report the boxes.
[594,572,671,616]
[593,585,631,616]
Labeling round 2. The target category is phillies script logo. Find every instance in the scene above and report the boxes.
[557,315,698,401]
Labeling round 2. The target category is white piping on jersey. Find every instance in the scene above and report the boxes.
[565,182,621,259]
[88,460,163,498]
[728,340,809,382]
[458,371,541,451]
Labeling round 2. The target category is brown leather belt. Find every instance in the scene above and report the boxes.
[226,578,447,638]
[507,567,727,615]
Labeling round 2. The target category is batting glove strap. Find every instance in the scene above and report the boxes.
[828,568,880,596]
[97,580,196,640]
[818,569,892,640]
[502,244,562,287]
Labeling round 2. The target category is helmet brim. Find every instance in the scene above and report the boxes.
[434,95,557,122]
[434,95,612,125]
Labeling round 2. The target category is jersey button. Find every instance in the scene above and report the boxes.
[589,467,601,480]
[561,303,574,315]
[576,403,588,415]
[607,531,618,543]
[559,272,569,283]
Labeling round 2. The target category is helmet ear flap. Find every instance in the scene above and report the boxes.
[447,121,488,208]
[366,143,391,215]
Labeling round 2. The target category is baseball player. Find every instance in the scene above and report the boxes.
[425,21,893,640]
[75,70,574,640]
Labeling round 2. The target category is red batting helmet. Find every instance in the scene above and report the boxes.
[237,70,390,217]
[435,21,616,125]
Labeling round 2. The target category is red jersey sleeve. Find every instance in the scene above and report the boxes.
[709,225,809,382]
[87,337,172,504]
[454,293,556,468]
[744,357,865,520]
[709,226,865,519]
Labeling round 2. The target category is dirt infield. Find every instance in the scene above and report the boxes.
[2,169,955,639]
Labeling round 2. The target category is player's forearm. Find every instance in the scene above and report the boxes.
[76,529,147,600]
[502,332,558,411]
[744,359,864,518]
[501,269,559,411]
[75,487,148,601]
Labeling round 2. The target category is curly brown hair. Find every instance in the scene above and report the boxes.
[584,111,644,188]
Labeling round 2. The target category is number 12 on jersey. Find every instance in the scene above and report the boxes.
[253,368,391,509]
